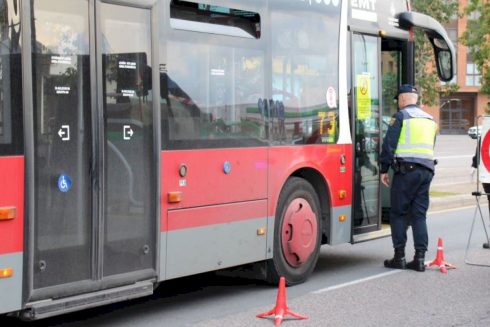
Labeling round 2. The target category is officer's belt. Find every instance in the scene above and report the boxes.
[398,162,429,172]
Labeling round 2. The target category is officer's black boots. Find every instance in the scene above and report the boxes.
[384,249,425,271]
[483,242,489,249]
[384,248,406,269]
[406,250,426,272]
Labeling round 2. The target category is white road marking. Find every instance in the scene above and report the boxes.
[436,155,472,159]
[312,270,402,294]
[431,182,474,186]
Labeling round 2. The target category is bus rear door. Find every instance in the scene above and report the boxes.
[27,0,157,309]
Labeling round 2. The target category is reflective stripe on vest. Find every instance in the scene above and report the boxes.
[395,117,437,160]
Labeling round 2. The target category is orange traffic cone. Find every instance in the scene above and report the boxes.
[256,277,308,326]
[428,238,456,273]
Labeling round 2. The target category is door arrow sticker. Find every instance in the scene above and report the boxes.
[58,125,70,141]
[123,125,134,140]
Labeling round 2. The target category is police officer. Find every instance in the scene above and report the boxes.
[380,84,437,272]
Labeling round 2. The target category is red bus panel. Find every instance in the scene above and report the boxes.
[267,144,352,213]
[0,156,24,255]
[166,199,267,231]
[162,147,267,210]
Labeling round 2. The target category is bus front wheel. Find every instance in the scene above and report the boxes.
[267,177,322,285]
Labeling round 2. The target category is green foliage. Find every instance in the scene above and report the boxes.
[382,70,399,115]
[412,0,459,106]
[461,0,490,96]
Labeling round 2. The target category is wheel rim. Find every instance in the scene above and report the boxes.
[281,198,318,268]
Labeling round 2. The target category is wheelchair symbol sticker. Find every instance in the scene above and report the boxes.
[58,174,72,193]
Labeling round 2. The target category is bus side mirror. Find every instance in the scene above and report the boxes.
[431,37,454,82]
[398,12,456,83]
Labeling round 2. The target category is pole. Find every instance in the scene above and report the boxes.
[406,0,414,85]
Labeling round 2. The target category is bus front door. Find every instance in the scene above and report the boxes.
[352,33,383,237]
[351,32,404,242]
[29,0,156,301]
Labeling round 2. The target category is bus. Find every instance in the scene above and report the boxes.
[0,0,454,320]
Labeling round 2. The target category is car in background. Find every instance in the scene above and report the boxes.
[468,125,482,139]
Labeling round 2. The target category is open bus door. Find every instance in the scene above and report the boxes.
[351,32,396,242]
[351,34,405,242]
[351,10,455,243]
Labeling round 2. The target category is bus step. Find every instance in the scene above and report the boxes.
[22,280,154,320]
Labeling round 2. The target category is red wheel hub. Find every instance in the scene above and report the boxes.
[281,198,318,267]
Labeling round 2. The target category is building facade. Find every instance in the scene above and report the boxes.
[427,0,489,134]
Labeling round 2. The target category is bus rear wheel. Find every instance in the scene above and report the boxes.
[267,177,322,285]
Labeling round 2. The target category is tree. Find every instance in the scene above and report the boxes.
[412,0,459,106]
[461,0,490,97]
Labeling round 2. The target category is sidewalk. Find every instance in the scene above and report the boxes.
[429,180,482,212]
[428,134,482,212]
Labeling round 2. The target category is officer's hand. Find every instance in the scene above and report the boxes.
[381,173,390,187]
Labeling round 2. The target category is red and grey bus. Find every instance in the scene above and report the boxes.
[0,0,454,319]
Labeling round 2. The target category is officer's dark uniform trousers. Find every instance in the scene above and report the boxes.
[390,163,433,252]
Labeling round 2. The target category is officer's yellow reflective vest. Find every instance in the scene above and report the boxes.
[395,107,437,160]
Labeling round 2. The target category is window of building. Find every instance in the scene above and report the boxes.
[468,10,481,21]
[466,51,481,86]
[466,63,481,86]
[464,10,482,87]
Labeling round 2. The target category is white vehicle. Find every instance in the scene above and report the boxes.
[468,125,482,139]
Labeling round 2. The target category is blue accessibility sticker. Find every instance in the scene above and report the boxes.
[58,174,72,193]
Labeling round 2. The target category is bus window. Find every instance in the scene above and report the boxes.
[381,50,401,128]
[164,41,267,149]
[381,38,404,124]
[380,40,404,222]
[170,0,261,39]
[0,1,23,156]
[270,0,341,145]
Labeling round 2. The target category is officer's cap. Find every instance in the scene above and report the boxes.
[394,84,418,99]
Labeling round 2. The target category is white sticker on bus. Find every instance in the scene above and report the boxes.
[301,0,339,7]
[122,89,135,97]
[351,9,378,22]
[351,0,378,22]
[326,87,337,108]
[55,86,70,95]
[119,61,137,69]
[58,125,70,141]
[51,56,72,65]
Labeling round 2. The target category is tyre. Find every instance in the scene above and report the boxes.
[267,177,322,285]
